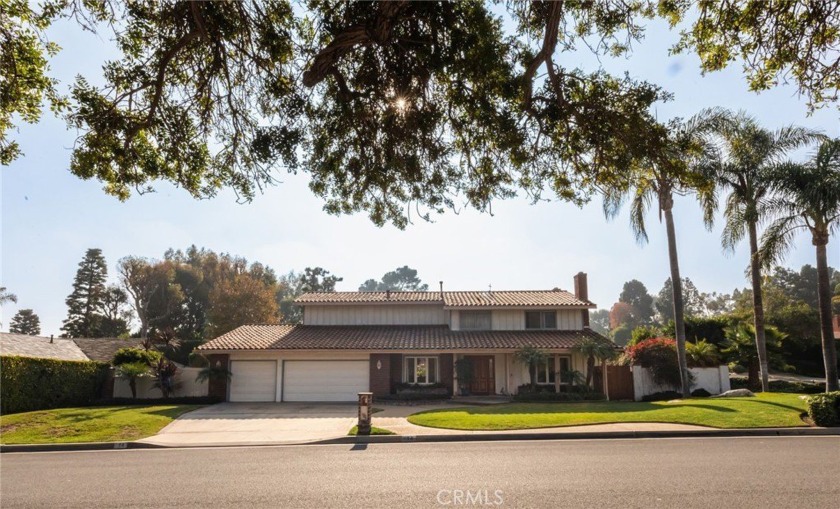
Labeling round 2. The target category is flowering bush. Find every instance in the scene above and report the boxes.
[625,337,685,389]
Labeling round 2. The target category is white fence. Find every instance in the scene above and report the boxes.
[632,365,730,401]
[113,366,208,399]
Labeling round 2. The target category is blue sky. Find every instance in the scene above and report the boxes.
[2,14,839,336]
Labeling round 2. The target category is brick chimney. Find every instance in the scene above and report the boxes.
[573,272,590,328]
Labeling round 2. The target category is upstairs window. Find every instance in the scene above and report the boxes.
[460,311,491,330]
[525,311,557,330]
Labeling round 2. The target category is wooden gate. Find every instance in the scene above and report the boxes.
[593,365,634,400]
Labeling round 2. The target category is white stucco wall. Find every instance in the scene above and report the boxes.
[632,365,731,401]
[114,366,208,399]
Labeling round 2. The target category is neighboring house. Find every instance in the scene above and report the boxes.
[0,332,89,361]
[73,338,142,363]
[197,273,612,403]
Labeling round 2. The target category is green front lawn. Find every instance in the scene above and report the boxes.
[0,405,201,444]
[408,393,809,430]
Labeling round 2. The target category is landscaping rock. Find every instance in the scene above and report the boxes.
[713,389,755,398]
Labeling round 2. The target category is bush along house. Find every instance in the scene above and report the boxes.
[196,273,613,402]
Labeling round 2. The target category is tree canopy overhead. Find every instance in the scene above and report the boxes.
[4,1,838,226]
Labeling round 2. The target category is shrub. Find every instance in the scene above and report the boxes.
[728,362,747,374]
[806,392,840,427]
[625,337,689,389]
[691,388,712,398]
[113,347,161,366]
[513,391,605,402]
[641,391,682,402]
[730,377,825,393]
[686,339,720,367]
[0,356,109,414]
[627,325,659,347]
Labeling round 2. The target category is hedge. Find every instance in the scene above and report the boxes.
[513,391,605,402]
[807,392,840,427]
[1,356,110,415]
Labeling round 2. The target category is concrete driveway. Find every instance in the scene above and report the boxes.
[139,403,362,447]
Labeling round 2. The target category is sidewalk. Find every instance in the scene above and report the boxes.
[3,402,838,452]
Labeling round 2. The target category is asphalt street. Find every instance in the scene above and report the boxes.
[2,436,838,508]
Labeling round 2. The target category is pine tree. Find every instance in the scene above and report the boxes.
[61,248,108,338]
[9,309,41,335]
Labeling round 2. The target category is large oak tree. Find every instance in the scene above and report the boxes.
[7,1,835,226]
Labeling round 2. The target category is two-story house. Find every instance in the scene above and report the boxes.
[196,272,611,402]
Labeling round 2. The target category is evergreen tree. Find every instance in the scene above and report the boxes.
[61,248,108,338]
[9,309,40,336]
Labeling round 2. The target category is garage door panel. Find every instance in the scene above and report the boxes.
[283,361,369,402]
[229,360,277,402]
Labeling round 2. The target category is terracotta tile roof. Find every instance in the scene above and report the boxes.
[296,290,593,307]
[0,333,90,361]
[443,291,592,308]
[197,325,611,351]
[296,292,442,304]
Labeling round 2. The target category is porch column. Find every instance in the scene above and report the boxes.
[452,353,462,398]
[554,354,560,393]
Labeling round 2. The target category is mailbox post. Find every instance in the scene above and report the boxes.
[357,392,373,435]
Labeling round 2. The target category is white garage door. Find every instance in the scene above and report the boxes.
[283,360,369,402]
[229,360,277,402]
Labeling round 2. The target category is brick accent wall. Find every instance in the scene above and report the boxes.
[390,354,403,388]
[439,353,454,395]
[207,354,230,401]
[369,354,391,397]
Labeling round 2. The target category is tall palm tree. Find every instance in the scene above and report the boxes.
[604,111,722,397]
[712,112,822,392]
[0,287,17,306]
[0,287,17,328]
[761,139,840,392]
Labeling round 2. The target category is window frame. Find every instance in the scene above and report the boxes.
[525,310,558,330]
[460,310,492,330]
[536,355,571,385]
[404,356,439,385]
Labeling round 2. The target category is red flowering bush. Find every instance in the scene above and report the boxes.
[625,337,685,389]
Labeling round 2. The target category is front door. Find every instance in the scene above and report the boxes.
[467,356,495,395]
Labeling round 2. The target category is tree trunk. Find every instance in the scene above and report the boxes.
[748,220,771,392]
[814,240,840,391]
[129,378,137,399]
[664,205,692,397]
[586,355,595,387]
[747,357,760,391]
[530,363,537,392]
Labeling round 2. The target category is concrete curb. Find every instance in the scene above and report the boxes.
[3,427,837,452]
[0,441,165,453]
[319,426,840,445]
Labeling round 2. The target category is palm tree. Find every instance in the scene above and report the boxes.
[603,111,722,397]
[712,111,822,392]
[761,139,840,391]
[0,287,17,328]
[513,346,548,393]
[0,287,17,306]
[572,336,615,389]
